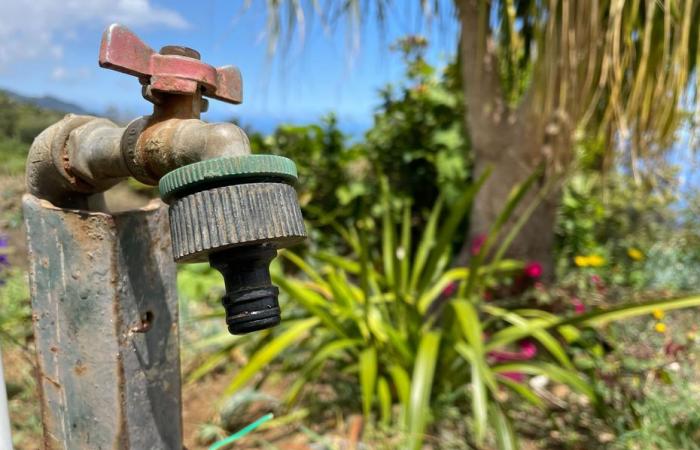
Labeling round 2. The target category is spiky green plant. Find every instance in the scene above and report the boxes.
[189,171,700,449]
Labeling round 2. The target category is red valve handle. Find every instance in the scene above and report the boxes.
[99,24,242,104]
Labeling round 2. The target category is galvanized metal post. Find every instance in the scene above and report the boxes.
[23,194,182,449]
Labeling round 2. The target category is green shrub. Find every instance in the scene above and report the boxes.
[556,170,690,291]
[0,92,63,175]
[363,36,470,210]
[249,37,470,251]
[190,172,700,449]
[613,375,700,450]
[0,267,31,343]
[250,114,363,243]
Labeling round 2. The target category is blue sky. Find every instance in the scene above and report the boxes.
[0,0,458,134]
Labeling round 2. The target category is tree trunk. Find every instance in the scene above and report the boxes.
[456,0,572,281]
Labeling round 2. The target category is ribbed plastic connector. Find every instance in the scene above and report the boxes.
[167,182,305,262]
[159,154,306,335]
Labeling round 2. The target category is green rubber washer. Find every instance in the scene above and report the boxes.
[159,154,298,203]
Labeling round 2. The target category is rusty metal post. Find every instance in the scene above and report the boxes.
[23,195,181,449]
[22,23,306,449]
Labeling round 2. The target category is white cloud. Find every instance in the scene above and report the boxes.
[51,66,92,83]
[0,0,189,67]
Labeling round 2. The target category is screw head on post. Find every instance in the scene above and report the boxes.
[159,45,201,60]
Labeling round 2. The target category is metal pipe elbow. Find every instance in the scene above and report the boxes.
[125,118,252,185]
[26,112,252,208]
[25,114,112,208]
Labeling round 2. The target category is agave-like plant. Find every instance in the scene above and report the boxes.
[189,170,700,449]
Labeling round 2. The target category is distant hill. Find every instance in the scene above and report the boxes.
[0,89,90,115]
[0,90,69,174]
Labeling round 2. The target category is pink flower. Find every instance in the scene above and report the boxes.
[590,274,606,293]
[519,340,537,358]
[488,340,538,363]
[471,234,486,256]
[488,340,537,383]
[524,261,543,279]
[442,282,457,297]
[500,372,525,382]
[572,297,585,314]
[489,351,514,363]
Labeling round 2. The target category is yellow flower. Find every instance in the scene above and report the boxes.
[654,322,667,334]
[574,254,606,267]
[652,309,665,320]
[587,255,605,267]
[627,247,644,261]
[574,255,589,267]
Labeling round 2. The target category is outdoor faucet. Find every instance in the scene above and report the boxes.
[25,24,306,335]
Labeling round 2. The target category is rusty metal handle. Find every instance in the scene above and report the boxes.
[99,23,242,104]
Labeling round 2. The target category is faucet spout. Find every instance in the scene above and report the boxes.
[25,114,252,208]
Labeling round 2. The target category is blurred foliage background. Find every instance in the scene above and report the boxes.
[1,4,700,449]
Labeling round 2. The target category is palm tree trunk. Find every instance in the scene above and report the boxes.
[456,0,572,281]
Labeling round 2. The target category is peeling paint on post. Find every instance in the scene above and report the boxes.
[23,194,182,449]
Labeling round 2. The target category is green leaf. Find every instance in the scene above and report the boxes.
[492,361,596,401]
[326,268,359,311]
[489,296,700,350]
[454,341,499,445]
[399,200,412,296]
[566,295,700,328]
[280,250,327,286]
[360,347,378,419]
[368,306,390,343]
[384,326,413,365]
[483,305,574,370]
[381,177,398,289]
[389,364,411,415]
[492,401,518,450]
[491,186,549,267]
[315,251,361,274]
[285,339,362,405]
[470,354,488,444]
[462,165,540,297]
[224,318,319,396]
[357,222,374,302]
[377,376,392,426]
[454,342,498,393]
[452,299,500,444]
[407,330,442,450]
[286,366,322,406]
[275,277,348,338]
[188,331,239,351]
[486,317,557,351]
[187,348,231,384]
[416,268,469,313]
[308,338,361,368]
[497,376,544,408]
[418,169,489,292]
[453,300,484,354]
[409,197,444,293]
